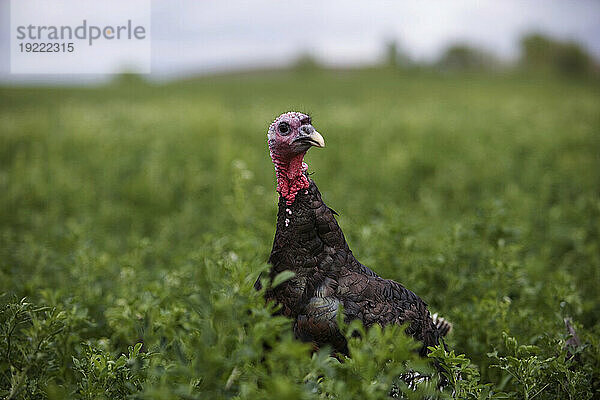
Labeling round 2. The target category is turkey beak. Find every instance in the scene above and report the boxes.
[297,125,325,148]
[308,130,325,148]
[294,125,325,149]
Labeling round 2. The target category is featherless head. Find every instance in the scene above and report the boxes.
[267,111,325,203]
[267,111,325,162]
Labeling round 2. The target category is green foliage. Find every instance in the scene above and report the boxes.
[437,44,498,71]
[71,342,150,400]
[0,296,90,399]
[520,33,596,77]
[487,333,592,400]
[428,345,505,399]
[1,70,599,398]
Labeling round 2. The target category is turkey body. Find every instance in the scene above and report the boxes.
[256,175,442,357]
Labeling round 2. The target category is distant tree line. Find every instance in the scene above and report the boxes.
[292,33,598,78]
[390,33,598,77]
[519,33,596,76]
[435,44,499,72]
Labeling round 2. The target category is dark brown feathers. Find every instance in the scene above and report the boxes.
[257,176,447,357]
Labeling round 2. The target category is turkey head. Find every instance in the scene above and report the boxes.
[267,112,325,203]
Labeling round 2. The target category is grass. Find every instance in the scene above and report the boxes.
[1,68,599,399]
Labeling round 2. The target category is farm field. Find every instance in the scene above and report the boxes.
[1,69,599,399]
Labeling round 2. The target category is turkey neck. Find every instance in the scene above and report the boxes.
[269,178,351,277]
[270,150,310,204]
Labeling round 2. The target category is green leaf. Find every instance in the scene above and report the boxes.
[271,270,296,288]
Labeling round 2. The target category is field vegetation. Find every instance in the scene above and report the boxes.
[1,68,599,399]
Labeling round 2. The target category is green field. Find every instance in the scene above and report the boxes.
[1,69,599,399]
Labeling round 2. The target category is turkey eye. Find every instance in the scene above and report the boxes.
[278,122,290,135]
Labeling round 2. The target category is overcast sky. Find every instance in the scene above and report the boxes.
[1,0,599,84]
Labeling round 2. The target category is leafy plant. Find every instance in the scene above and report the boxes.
[1,69,599,398]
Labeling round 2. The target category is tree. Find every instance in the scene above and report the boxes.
[437,44,498,71]
[520,33,595,77]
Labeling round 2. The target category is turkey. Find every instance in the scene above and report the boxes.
[255,111,451,358]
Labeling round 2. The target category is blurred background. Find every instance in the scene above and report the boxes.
[1,0,600,83]
[1,1,600,398]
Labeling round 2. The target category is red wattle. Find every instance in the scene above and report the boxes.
[270,150,309,204]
